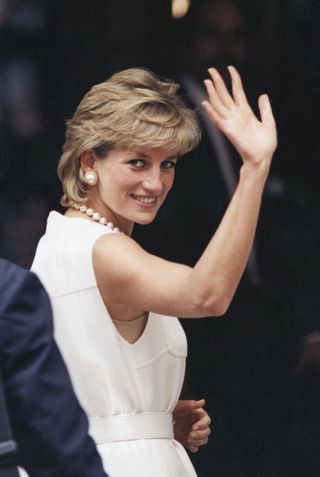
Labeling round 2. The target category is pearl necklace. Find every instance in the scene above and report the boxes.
[72,203,121,233]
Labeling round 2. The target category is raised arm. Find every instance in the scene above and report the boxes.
[93,66,277,318]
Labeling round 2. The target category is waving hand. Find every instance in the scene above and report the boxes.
[202,66,277,168]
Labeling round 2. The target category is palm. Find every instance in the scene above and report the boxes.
[202,66,277,165]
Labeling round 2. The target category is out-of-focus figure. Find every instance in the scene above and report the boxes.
[183,0,247,83]
[0,0,44,138]
[0,0,50,268]
[134,1,319,476]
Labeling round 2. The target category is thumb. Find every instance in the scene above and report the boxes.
[181,399,206,410]
[192,399,206,409]
[258,94,275,125]
[174,399,205,415]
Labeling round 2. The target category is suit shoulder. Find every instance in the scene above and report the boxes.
[0,258,40,286]
[0,259,45,312]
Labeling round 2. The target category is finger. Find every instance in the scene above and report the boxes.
[201,100,224,128]
[188,435,209,449]
[187,399,205,410]
[187,433,201,452]
[201,435,209,446]
[208,67,234,109]
[228,65,247,106]
[192,414,211,431]
[194,398,205,406]
[258,94,275,125]
[204,79,228,118]
[195,434,210,448]
[189,427,211,443]
[188,445,199,453]
[173,399,205,415]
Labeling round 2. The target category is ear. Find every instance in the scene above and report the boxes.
[80,150,96,172]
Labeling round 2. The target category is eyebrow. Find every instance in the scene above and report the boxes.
[133,151,178,160]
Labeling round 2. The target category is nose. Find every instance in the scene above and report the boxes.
[142,169,163,194]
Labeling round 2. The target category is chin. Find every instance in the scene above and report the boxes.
[134,213,157,226]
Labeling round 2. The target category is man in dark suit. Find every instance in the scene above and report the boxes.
[0,258,109,477]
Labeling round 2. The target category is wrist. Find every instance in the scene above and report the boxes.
[240,159,271,184]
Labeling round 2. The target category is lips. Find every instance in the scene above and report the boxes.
[131,194,157,206]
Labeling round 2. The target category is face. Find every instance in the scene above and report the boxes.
[192,0,247,82]
[88,147,177,233]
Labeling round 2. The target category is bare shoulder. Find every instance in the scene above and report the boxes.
[92,230,196,316]
[92,232,149,295]
[93,232,145,270]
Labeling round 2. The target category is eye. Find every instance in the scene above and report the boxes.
[161,160,177,170]
[128,159,145,168]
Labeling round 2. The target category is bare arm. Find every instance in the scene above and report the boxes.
[93,67,277,318]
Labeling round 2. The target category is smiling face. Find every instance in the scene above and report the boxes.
[81,147,177,235]
[58,69,200,212]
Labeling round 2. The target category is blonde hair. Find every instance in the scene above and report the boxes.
[58,68,201,206]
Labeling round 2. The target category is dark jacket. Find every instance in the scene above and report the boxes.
[0,259,109,477]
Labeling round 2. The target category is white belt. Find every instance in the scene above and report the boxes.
[89,412,174,444]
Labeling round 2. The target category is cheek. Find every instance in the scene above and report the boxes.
[119,177,136,192]
[103,173,133,193]
[164,174,175,193]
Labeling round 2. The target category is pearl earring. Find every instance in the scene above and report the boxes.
[84,169,98,186]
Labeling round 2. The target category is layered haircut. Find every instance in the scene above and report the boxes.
[58,68,201,206]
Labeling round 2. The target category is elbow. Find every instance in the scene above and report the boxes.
[187,273,235,317]
[205,297,230,317]
[192,292,231,317]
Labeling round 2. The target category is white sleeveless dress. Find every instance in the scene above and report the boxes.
[31,211,197,477]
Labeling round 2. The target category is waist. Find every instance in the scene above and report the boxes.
[89,412,174,444]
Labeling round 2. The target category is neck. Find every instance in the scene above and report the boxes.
[76,194,134,236]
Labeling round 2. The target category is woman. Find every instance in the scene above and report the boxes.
[31,66,276,476]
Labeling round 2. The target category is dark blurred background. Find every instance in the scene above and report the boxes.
[1,1,320,475]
